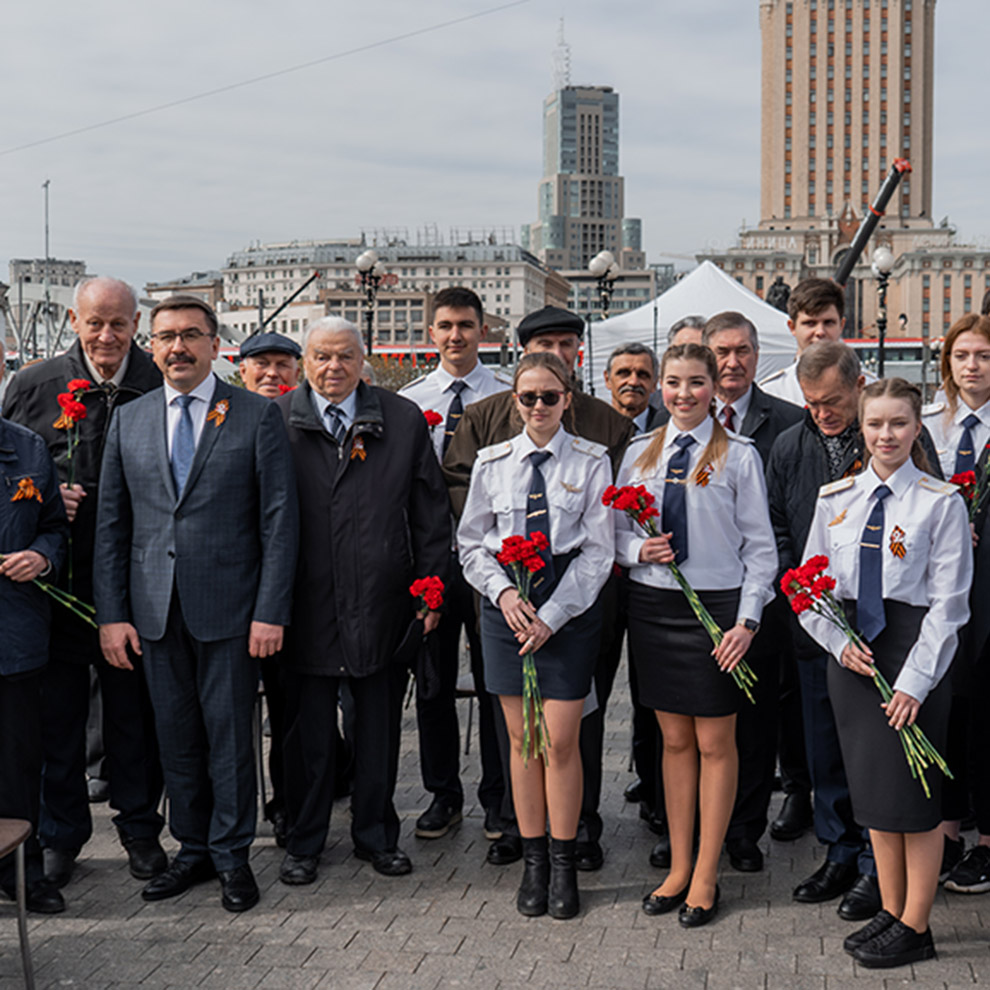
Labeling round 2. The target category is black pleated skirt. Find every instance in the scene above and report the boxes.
[827,600,951,832]
[481,596,602,700]
[627,583,741,718]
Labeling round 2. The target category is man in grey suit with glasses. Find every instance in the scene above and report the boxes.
[94,294,298,913]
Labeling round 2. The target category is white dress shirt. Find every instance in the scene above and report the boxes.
[921,396,990,478]
[614,416,778,626]
[715,384,753,432]
[164,375,216,457]
[400,362,510,461]
[457,426,615,635]
[309,386,358,434]
[798,459,972,703]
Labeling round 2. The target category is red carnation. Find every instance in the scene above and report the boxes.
[790,592,813,614]
[529,531,549,552]
[602,485,618,506]
[66,378,93,393]
[423,409,443,428]
[278,384,296,395]
[410,575,445,612]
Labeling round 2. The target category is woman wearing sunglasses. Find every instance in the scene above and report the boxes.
[458,352,614,920]
[615,342,777,928]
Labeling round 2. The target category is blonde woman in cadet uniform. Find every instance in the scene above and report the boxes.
[800,378,971,968]
[616,342,777,928]
[458,352,613,920]
[921,314,990,893]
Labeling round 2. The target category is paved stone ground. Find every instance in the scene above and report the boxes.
[3,655,990,990]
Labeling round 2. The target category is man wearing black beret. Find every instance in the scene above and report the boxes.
[443,304,633,871]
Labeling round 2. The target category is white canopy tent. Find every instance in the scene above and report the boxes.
[582,261,797,391]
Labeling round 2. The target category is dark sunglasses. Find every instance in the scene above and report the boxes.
[515,390,565,407]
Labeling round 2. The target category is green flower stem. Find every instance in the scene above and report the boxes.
[0,553,97,628]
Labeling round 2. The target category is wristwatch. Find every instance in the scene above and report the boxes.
[738,618,760,635]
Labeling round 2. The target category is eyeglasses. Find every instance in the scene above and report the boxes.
[515,390,565,407]
[150,329,212,346]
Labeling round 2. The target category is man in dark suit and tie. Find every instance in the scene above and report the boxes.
[94,294,298,912]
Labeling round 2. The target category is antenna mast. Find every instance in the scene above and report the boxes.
[552,17,571,89]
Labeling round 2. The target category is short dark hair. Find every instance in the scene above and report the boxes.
[606,342,659,378]
[787,278,845,322]
[981,288,990,317]
[702,311,759,351]
[432,287,484,326]
[150,294,219,336]
[796,340,860,389]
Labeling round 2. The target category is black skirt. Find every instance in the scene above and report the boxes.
[627,583,741,718]
[827,600,951,833]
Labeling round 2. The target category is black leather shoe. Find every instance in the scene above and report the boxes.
[483,808,504,841]
[122,836,168,880]
[415,798,463,839]
[679,885,720,928]
[649,835,671,869]
[487,834,522,866]
[43,847,79,889]
[770,792,813,842]
[726,837,764,873]
[639,803,666,836]
[3,878,66,914]
[852,920,936,968]
[517,836,549,917]
[548,838,579,919]
[218,864,260,912]
[624,779,644,803]
[355,846,413,876]
[838,873,881,921]
[843,909,897,954]
[279,853,319,885]
[642,883,688,916]
[793,860,857,903]
[574,839,603,872]
[141,858,216,901]
[265,802,288,849]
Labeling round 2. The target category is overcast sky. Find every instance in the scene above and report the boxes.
[2,0,987,292]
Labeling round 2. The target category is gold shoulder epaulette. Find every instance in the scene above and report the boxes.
[819,476,854,497]
[571,437,607,459]
[921,401,946,417]
[918,476,958,496]
[398,373,428,391]
[758,367,787,385]
[493,370,513,385]
[477,441,513,464]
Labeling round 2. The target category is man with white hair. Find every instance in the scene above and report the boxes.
[2,276,167,894]
[275,318,450,882]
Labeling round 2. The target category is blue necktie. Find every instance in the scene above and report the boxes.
[661,434,696,564]
[526,450,555,594]
[170,394,195,496]
[324,404,346,445]
[858,483,892,642]
[954,414,981,475]
[443,380,469,456]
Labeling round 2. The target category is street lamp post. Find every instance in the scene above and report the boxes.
[586,250,619,397]
[871,245,895,378]
[355,249,384,354]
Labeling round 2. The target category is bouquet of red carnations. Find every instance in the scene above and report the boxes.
[781,554,952,798]
[602,484,757,703]
[950,445,990,523]
[497,533,552,764]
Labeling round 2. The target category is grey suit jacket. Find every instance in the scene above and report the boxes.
[94,376,299,643]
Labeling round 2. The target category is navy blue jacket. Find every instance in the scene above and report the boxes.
[0,417,69,674]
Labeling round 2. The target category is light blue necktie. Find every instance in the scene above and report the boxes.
[170,395,195,495]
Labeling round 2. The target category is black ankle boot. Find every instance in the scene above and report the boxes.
[548,837,579,919]
[517,836,549,916]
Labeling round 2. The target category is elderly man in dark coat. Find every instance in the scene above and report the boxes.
[276,317,450,882]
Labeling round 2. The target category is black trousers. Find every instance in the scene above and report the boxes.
[39,649,163,852]
[0,669,45,891]
[943,643,990,833]
[141,596,257,871]
[416,557,503,814]
[283,664,406,857]
[778,646,812,797]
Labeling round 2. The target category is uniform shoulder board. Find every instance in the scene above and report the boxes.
[492,370,513,385]
[627,430,655,447]
[819,476,854,497]
[477,441,513,464]
[727,432,754,445]
[758,367,787,386]
[398,373,429,392]
[918,475,958,496]
[570,437,608,459]
[921,401,945,417]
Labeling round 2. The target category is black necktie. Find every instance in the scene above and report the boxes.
[954,413,981,475]
[325,404,345,445]
[443,380,469,456]
[661,434,696,564]
[526,450,555,591]
[858,483,892,642]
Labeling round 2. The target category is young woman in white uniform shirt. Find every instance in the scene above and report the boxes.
[458,352,613,920]
[615,343,777,928]
[799,378,971,968]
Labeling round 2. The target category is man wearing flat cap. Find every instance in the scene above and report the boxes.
[443,304,632,872]
[239,332,302,398]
